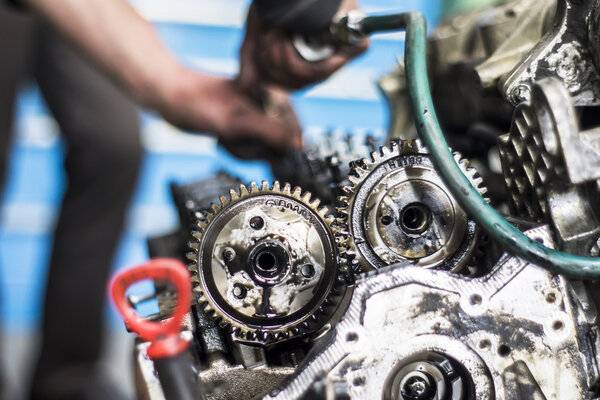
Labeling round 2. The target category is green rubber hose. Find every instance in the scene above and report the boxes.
[360,12,600,279]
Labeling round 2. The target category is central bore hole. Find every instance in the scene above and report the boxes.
[256,252,277,272]
[400,203,431,234]
[248,241,291,285]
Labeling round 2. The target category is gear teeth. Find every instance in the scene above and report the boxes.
[261,180,270,191]
[217,319,228,329]
[250,182,260,194]
[370,150,382,163]
[292,186,302,198]
[282,183,292,194]
[219,195,228,207]
[210,203,220,214]
[381,144,392,156]
[272,181,281,192]
[348,174,363,186]
[229,189,239,201]
[301,191,312,204]
[185,251,196,262]
[353,166,368,178]
[317,206,328,218]
[310,198,321,209]
[240,184,250,197]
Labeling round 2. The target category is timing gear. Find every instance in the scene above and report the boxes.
[187,181,347,344]
[338,139,487,273]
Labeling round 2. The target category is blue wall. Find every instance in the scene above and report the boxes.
[0,0,441,330]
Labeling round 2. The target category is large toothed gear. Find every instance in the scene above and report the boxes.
[187,181,347,344]
[338,139,487,273]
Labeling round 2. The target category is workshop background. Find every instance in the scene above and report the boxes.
[0,0,449,397]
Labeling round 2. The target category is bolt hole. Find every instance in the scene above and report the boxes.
[346,332,359,342]
[353,377,365,387]
[479,339,491,349]
[381,215,393,225]
[250,216,264,230]
[301,264,315,278]
[498,344,511,357]
[470,294,482,306]
[505,9,516,18]
[553,320,564,331]
[400,203,431,234]
[546,292,557,303]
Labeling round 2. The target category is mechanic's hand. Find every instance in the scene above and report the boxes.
[239,0,368,91]
[159,71,302,156]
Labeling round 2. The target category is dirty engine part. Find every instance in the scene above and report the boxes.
[338,139,486,273]
[187,181,348,345]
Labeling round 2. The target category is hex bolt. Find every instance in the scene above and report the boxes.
[400,371,435,400]
[233,284,247,299]
[222,248,236,262]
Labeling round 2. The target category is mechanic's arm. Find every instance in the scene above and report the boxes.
[23,0,301,150]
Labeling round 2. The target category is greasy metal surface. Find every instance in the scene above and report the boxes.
[432,0,555,91]
[502,0,600,106]
[338,139,485,273]
[381,0,555,139]
[134,340,295,400]
[135,341,167,400]
[198,358,294,400]
[498,78,600,255]
[264,226,600,400]
[547,182,600,255]
[188,181,347,344]
[378,64,417,140]
[498,79,569,221]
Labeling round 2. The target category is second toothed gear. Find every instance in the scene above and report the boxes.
[338,139,487,273]
[187,181,348,344]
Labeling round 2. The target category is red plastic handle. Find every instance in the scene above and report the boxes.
[110,258,192,359]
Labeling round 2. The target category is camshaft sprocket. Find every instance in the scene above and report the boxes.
[338,139,487,273]
[187,181,347,344]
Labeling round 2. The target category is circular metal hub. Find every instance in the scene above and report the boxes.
[386,352,473,400]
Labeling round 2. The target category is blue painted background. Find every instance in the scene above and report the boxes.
[0,0,441,330]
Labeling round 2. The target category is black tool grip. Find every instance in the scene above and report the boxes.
[154,349,202,400]
[254,0,342,33]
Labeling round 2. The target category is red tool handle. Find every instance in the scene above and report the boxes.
[110,258,192,359]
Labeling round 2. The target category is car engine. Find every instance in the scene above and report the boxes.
[111,1,600,399]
